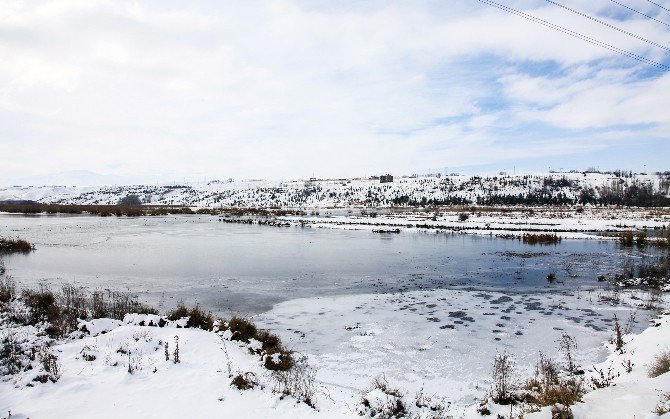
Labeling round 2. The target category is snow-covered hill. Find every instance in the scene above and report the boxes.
[1,172,668,208]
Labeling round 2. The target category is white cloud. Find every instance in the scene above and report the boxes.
[0,0,668,181]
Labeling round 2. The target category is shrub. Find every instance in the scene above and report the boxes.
[0,331,24,375]
[655,392,670,416]
[173,336,180,364]
[117,195,141,206]
[458,213,469,222]
[590,363,619,389]
[612,314,624,353]
[0,276,16,304]
[556,333,577,373]
[359,376,405,418]
[264,349,294,371]
[228,316,257,342]
[648,350,670,378]
[22,288,59,324]
[635,232,648,246]
[0,237,33,252]
[218,316,293,371]
[619,231,635,246]
[19,284,157,337]
[167,302,189,321]
[91,289,158,320]
[272,354,316,408]
[186,305,214,331]
[523,233,561,245]
[37,344,61,382]
[491,351,516,404]
[523,353,584,407]
[256,330,283,354]
[231,372,258,390]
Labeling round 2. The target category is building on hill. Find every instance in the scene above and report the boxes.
[380,174,393,183]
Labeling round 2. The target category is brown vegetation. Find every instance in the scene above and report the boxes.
[522,233,561,245]
[648,350,670,378]
[0,203,194,217]
[0,237,34,252]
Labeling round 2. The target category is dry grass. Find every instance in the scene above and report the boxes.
[226,316,258,342]
[655,392,670,415]
[231,372,258,390]
[648,350,670,378]
[0,275,16,304]
[522,353,585,408]
[0,203,193,217]
[218,316,294,371]
[0,237,33,252]
[167,303,213,330]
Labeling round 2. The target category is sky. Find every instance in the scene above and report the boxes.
[1,0,669,185]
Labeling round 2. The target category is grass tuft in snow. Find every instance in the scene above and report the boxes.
[647,350,670,378]
[655,392,670,415]
[522,353,584,408]
[218,316,294,371]
[231,372,258,390]
[0,237,34,253]
[0,274,15,304]
[359,376,406,418]
[168,303,214,331]
[271,354,316,408]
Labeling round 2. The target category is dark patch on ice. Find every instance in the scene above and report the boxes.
[490,296,513,305]
[524,301,543,311]
[586,324,605,331]
[501,316,511,320]
[440,325,455,329]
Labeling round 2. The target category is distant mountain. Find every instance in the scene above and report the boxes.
[1,172,668,208]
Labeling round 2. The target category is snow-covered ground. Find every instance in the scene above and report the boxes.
[1,172,668,209]
[282,206,670,237]
[1,287,667,418]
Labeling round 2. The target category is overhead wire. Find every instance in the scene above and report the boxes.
[475,0,670,71]
[644,0,670,14]
[608,0,670,28]
[543,0,670,52]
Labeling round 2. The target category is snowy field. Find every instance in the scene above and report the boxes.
[0,288,667,418]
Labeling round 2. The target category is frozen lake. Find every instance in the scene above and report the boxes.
[0,213,645,315]
[0,213,662,410]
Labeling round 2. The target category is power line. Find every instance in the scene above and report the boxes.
[608,0,670,29]
[544,0,670,52]
[475,0,670,71]
[644,0,670,14]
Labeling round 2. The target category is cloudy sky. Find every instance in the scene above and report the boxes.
[1,0,669,184]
